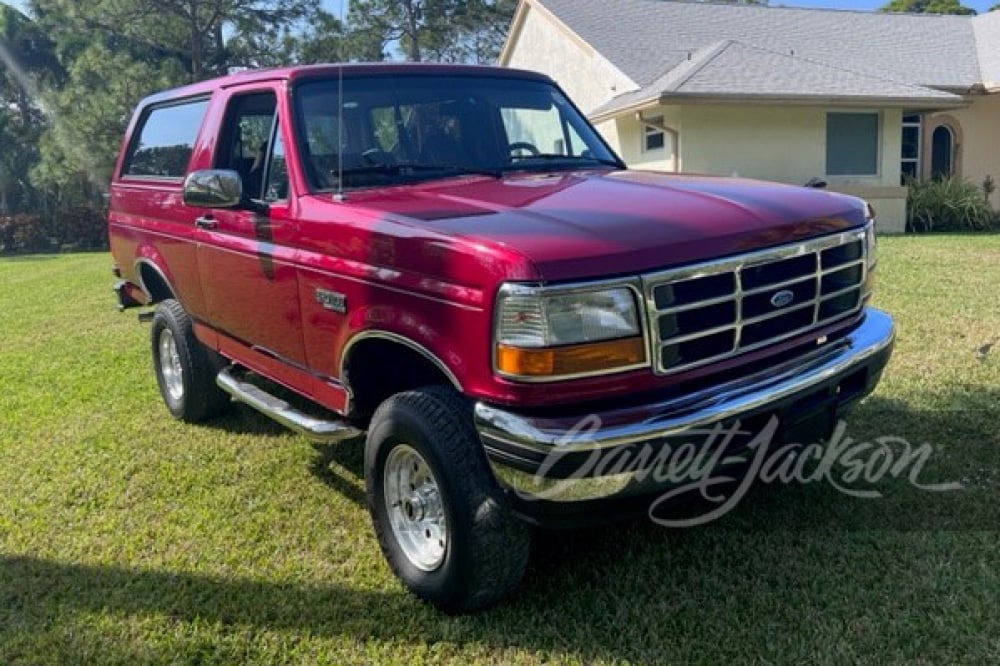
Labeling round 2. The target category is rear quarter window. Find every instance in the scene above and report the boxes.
[122,98,210,179]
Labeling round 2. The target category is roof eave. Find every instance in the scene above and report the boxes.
[659,92,969,109]
[590,92,968,120]
[590,96,660,123]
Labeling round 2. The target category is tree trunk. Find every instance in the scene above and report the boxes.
[213,22,225,75]
[0,181,8,217]
[404,0,422,61]
[190,0,203,80]
[16,87,32,127]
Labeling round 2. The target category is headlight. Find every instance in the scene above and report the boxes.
[497,287,640,347]
[494,284,647,380]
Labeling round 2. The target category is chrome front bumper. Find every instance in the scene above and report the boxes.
[474,308,895,509]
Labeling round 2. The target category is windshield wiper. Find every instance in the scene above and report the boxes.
[339,163,502,179]
[507,154,621,168]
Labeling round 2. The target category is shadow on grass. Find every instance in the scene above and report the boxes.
[22,388,986,661]
[0,532,688,662]
[207,384,999,533]
[309,436,367,509]
[0,253,63,262]
[202,403,298,439]
[202,404,371,508]
[0,554,405,653]
[197,399,371,508]
[0,526,740,663]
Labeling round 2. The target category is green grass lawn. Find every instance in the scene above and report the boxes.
[1,236,998,665]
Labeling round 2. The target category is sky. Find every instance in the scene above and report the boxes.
[774,0,995,9]
[1,0,997,20]
[0,0,348,15]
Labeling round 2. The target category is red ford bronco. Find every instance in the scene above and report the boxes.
[109,63,893,612]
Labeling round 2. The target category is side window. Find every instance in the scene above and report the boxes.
[502,107,564,154]
[123,98,209,178]
[264,132,289,202]
[216,92,280,200]
[500,102,584,157]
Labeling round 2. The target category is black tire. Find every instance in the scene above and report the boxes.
[150,299,230,423]
[365,386,530,613]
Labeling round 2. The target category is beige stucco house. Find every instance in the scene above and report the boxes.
[500,0,1000,232]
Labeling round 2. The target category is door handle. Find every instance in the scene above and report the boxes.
[195,215,217,230]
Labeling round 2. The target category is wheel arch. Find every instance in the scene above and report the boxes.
[340,331,463,420]
[135,257,177,303]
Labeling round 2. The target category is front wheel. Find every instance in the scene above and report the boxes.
[151,299,230,423]
[365,386,530,613]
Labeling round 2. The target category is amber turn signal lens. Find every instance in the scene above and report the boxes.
[496,336,646,378]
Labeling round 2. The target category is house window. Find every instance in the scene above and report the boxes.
[900,113,921,184]
[930,125,954,180]
[826,112,879,176]
[643,119,665,152]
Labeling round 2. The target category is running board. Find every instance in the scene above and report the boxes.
[216,367,362,443]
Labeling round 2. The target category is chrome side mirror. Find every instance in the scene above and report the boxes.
[183,169,243,208]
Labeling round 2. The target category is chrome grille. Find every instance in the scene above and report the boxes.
[643,229,867,375]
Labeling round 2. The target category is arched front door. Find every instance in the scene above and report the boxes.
[930,125,954,180]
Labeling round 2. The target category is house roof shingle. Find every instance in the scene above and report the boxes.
[973,11,1000,88]
[535,0,988,110]
[589,39,965,118]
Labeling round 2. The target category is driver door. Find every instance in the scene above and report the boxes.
[194,88,306,365]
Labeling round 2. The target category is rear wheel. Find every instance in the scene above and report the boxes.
[151,299,230,423]
[366,386,530,613]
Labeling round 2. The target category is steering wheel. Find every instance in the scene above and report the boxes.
[362,148,397,167]
[508,142,541,158]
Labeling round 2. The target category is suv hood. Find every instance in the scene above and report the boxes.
[342,169,867,282]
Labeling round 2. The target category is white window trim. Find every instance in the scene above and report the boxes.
[642,118,666,153]
[900,113,921,182]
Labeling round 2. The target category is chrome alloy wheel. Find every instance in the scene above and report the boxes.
[384,444,448,571]
[158,328,184,403]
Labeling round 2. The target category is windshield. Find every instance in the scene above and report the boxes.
[292,74,622,191]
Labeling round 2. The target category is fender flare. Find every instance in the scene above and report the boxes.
[339,330,463,393]
[134,257,177,302]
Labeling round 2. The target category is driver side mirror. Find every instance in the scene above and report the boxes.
[183,169,243,208]
[183,169,269,214]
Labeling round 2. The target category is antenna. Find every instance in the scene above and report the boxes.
[333,0,347,202]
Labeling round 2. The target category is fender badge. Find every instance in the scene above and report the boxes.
[315,289,347,314]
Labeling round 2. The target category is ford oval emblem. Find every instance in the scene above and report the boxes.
[770,289,795,308]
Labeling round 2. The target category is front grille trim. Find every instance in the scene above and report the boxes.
[643,229,867,376]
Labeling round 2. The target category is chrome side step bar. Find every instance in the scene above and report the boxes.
[216,367,362,443]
